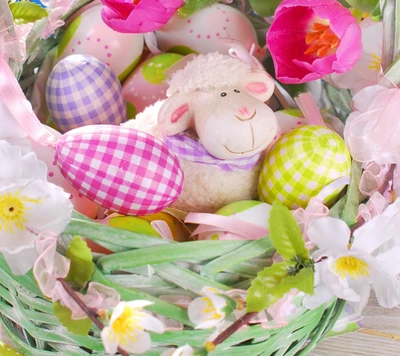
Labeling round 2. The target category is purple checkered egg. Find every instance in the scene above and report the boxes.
[55,125,184,215]
[46,54,126,133]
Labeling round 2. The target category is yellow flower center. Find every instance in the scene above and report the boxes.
[333,256,370,279]
[0,191,40,233]
[110,307,144,346]
[368,53,382,72]
[202,297,223,322]
[305,22,341,58]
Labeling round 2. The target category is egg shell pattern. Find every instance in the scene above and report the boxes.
[122,53,183,117]
[55,5,144,81]
[55,125,184,215]
[258,125,351,209]
[155,4,263,59]
[46,54,127,133]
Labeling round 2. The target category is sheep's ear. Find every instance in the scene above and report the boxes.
[240,70,275,102]
[158,94,194,135]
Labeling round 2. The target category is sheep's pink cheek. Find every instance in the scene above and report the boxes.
[171,104,190,123]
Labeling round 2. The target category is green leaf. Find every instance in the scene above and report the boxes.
[178,0,219,18]
[53,302,92,336]
[341,160,362,227]
[246,263,314,313]
[269,201,309,261]
[9,2,48,25]
[385,54,400,85]
[246,262,290,313]
[280,267,314,295]
[345,0,379,14]
[65,237,94,289]
[248,0,281,17]
[371,1,382,21]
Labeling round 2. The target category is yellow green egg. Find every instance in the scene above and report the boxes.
[0,342,23,356]
[258,125,351,209]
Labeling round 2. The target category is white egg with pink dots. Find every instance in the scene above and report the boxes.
[31,126,99,219]
[122,53,183,117]
[155,3,264,60]
[55,5,144,81]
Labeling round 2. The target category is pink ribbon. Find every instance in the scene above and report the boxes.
[223,38,264,69]
[0,35,26,62]
[295,92,325,126]
[186,213,269,240]
[0,58,56,146]
[345,88,400,163]
[358,191,389,223]
[359,162,390,196]
[150,220,174,241]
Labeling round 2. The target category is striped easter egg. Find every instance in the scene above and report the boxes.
[55,125,184,215]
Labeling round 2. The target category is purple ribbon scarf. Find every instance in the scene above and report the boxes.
[164,134,261,172]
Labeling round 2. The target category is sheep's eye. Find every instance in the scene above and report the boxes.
[234,89,240,93]
[221,92,227,97]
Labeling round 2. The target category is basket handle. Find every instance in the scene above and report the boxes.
[0,58,57,146]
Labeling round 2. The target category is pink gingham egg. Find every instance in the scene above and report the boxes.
[55,125,184,215]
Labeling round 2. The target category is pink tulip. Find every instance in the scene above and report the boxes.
[100,0,184,33]
[267,0,362,84]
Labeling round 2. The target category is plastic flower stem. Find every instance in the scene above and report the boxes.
[210,312,258,348]
[57,278,129,356]
[381,0,397,69]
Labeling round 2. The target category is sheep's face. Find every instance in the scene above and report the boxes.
[158,70,278,160]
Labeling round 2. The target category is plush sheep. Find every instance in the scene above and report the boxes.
[124,52,278,213]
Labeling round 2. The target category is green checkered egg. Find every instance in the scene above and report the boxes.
[258,125,351,209]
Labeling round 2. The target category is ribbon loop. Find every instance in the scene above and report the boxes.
[0,58,56,146]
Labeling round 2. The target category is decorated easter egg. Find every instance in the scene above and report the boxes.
[55,125,184,215]
[46,54,127,133]
[197,200,272,240]
[98,211,190,242]
[258,126,351,209]
[55,5,144,81]
[122,53,183,117]
[155,4,263,59]
[31,126,99,218]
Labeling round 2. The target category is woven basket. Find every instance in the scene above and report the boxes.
[0,0,360,355]
[0,210,347,355]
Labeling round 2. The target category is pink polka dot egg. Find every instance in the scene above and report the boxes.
[122,53,183,117]
[155,3,264,59]
[55,5,144,81]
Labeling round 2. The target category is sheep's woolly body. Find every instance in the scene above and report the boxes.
[123,100,261,213]
[124,53,263,213]
[167,52,252,96]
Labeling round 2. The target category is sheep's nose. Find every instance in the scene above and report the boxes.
[235,107,256,121]
[239,107,250,117]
